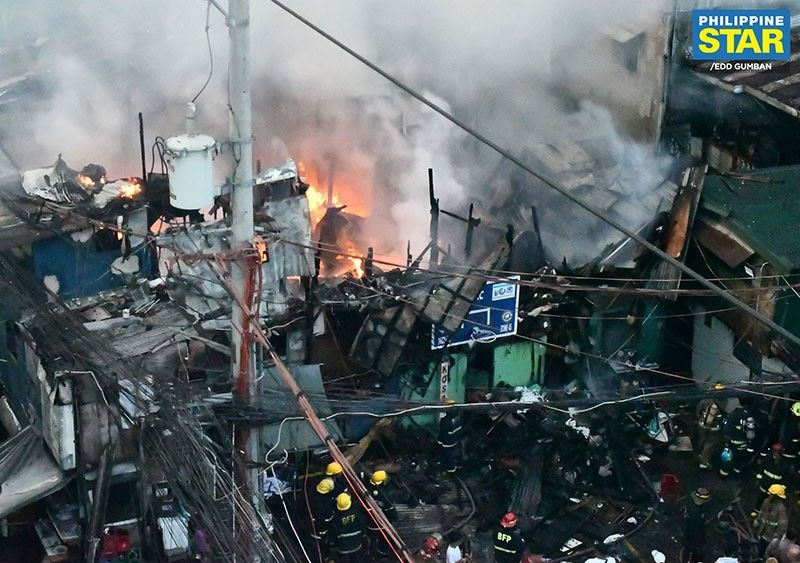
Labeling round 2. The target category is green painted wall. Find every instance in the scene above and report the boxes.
[402,352,467,433]
[492,341,533,388]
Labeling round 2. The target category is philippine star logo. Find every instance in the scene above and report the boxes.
[692,9,791,71]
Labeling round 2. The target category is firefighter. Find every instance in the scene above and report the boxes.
[779,401,800,463]
[682,487,711,563]
[331,493,366,563]
[326,461,348,496]
[696,399,724,469]
[418,534,442,560]
[756,444,790,495]
[754,484,789,556]
[721,407,755,476]
[310,477,336,552]
[493,512,528,563]
[367,470,397,557]
[438,400,464,474]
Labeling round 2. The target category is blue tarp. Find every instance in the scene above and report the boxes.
[32,236,152,298]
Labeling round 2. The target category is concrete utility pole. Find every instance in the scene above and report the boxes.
[227,0,261,517]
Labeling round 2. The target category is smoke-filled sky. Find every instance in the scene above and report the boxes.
[0,0,677,264]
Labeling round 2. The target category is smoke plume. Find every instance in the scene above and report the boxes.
[0,0,673,265]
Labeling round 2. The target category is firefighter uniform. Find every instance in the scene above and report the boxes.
[366,471,397,557]
[494,513,527,563]
[721,408,754,476]
[438,410,464,474]
[756,445,790,494]
[755,486,789,555]
[493,528,526,563]
[779,403,800,462]
[332,493,366,563]
[326,462,349,497]
[696,399,723,469]
[682,488,711,563]
[310,478,336,548]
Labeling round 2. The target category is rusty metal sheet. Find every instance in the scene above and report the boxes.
[418,241,510,333]
[695,216,755,269]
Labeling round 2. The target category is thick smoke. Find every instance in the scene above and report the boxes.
[0,0,671,264]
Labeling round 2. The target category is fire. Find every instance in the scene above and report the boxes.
[77,174,107,189]
[78,174,95,189]
[345,243,364,278]
[119,178,143,199]
[305,183,340,225]
[298,161,369,278]
[297,161,368,224]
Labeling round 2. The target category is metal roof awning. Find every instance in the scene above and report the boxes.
[694,216,755,269]
[691,30,800,118]
[0,426,71,519]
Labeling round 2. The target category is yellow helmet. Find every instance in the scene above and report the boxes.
[768,484,787,499]
[336,492,352,511]
[316,478,334,495]
[370,470,388,486]
[445,398,456,405]
[326,462,343,476]
[792,402,800,417]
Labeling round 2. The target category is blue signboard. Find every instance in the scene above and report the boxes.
[692,9,790,61]
[431,277,520,350]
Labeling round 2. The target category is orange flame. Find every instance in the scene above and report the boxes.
[298,161,369,277]
[297,161,368,224]
[78,174,95,189]
[78,174,107,189]
[119,178,143,199]
[344,242,364,278]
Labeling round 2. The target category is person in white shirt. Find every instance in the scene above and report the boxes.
[445,542,462,563]
[444,532,468,563]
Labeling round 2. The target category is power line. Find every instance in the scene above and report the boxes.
[266,0,800,350]
[192,0,215,103]
[302,236,800,285]
[281,237,800,297]
[304,248,798,403]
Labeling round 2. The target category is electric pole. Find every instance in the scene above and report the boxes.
[228,0,262,520]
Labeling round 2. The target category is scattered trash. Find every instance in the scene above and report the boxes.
[560,538,583,552]
[626,516,638,524]
[603,533,624,545]
[650,550,666,562]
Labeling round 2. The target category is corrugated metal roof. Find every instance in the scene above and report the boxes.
[261,196,315,284]
[699,166,800,272]
[691,30,800,117]
[106,303,197,358]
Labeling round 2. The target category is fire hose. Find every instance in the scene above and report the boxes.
[214,258,416,563]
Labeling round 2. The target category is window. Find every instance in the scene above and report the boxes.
[608,29,645,73]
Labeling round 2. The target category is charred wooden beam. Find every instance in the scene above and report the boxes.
[138,112,147,183]
[429,168,439,266]
[531,206,544,259]
[366,247,374,277]
[466,203,479,259]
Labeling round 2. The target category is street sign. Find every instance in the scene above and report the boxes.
[431,277,520,350]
